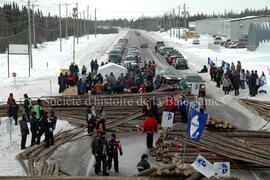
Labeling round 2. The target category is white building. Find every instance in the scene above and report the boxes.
[192,16,270,40]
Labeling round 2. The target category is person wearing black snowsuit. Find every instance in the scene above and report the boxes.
[108,134,123,173]
[36,112,50,147]
[250,71,257,97]
[137,154,151,172]
[23,94,32,122]
[152,100,160,124]
[69,63,76,77]
[58,73,67,93]
[30,112,39,146]
[142,99,153,116]
[47,111,57,146]
[91,60,94,72]
[8,99,19,125]
[86,107,95,133]
[95,132,109,176]
[19,115,29,150]
[215,68,223,88]
[233,72,240,96]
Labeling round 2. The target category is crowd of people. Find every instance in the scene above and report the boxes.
[58,60,159,95]
[209,61,261,97]
[6,93,57,149]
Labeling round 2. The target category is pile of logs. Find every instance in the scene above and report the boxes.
[238,99,270,122]
[150,123,270,170]
[136,163,194,177]
[206,117,235,130]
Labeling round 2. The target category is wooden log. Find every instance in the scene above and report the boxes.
[54,161,59,176]
[136,166,158,176]
[17,159,30,176]
[185,172,204,180]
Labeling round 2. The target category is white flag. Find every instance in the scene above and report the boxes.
[191,155,215,178]
[191,83,200,95]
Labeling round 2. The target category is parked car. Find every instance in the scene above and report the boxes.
[164,50,179,63]
[108,54,122,64]
[183,74,206,97]
[214,36,223,44]
[114,44,125,53]
[127,47,139,53]
[140,43,148,48]
[221,39,231,46]
[123,55,138,67]
[168,54,184,65]
[118,39,128,44]
[127,51,141,62]
[161,69,182,85]
[192,39,200,45]
[173,58,188,69]
[158,45,165,53]
[225,41,238,48]
[160,47,174,55]
[156,41,165,47]
[229,42,247,49]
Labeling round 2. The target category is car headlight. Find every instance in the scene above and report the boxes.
[178,77,181,80]
[201,85,205,89]
[165,77,171,80]
[188,85,192,88]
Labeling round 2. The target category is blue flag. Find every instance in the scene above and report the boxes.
[221,61,230,69]
[208,57,213,66]
[259,71,267,88]
[187,107,208,142]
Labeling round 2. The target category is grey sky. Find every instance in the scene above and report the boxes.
[1,0,269,19]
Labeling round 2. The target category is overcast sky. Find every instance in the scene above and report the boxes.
[1,0,270,20]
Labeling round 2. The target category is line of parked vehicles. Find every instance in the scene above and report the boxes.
[155,41,206,97]
[214,35,248,48]
[108,39,128,64]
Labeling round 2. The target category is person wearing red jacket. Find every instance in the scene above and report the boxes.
[108,133,123,173]
[7,93,14,105]
[163,95,177,112]
[142,114,158,149]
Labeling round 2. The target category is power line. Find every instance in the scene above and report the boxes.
[0,20,28,28]
[0,27,29,40]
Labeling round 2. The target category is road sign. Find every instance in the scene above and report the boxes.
[214,162,230,177]
[12,72,17,77]
[161,111,174,128]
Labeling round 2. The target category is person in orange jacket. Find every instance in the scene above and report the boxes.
[95,81,104,94]
[142,113,158,149]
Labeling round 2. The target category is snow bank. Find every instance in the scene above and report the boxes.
[0,118,75,175]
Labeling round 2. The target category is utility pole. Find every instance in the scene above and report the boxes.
[87,5,89,39]
[173,8,175,38]
[27,0,33,70]
[76,2,79,44]
[59,3,62,52]
[83,11,86,35]
[178,5,181,39]
[63,3,71,39]
[72,6,78,64]
[32,4,38,48]
[94,8,97,38]
[184,3,187,41]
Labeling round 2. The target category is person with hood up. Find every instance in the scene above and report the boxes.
[107,133,123,173]
[19,114,29,149]
[142,113,158,149]
[95,131,109,176]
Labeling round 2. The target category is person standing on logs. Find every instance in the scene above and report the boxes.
[97,107,106,131]
[36,112,50,147]
[137,154,151,172]
[179,96,188,122]
[86,106,96,133]
[23,94,32,122]
[19,114,29,150]
[142,113,158,149]
[8,99,19,125]
[95,131,109,176]
[30,112,38,146]
[108,133,123,173]
[47,110,57,146]
[142,99,153,116]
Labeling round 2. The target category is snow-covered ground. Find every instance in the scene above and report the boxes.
[0,30,128,103]
[144,30,270,130]
[0,118,75,176]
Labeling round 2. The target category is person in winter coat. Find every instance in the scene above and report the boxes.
[95,81,104,94]
[137,154,151,172]
[47,111,57,146]
[30,112,38,146]
[198,65,208,73]
[163,95,177,112]
[95,131,109,176]
[33,99,45,120]
[58,73,67,93]
[215,67,223,88]
[240,69,246,89]
[8,99,19,125]
[222,75,232,95]
[179,96,188,122]
[7,93,14,105]
[82,65,87,75]
[142,99,153,116]
[246,70,251,86]
[233,72,240,96]
[108,133,123,173]
[86,106,96,133]
[69,63,76,77]
[236,61,242,73]
[97,107,106,131]
[209,64,216,81]
[91,60,94,72]
[231,62,235,72]
[36,112,50,147]
[24,94,32,122]
[19,114,29,150]
[142,114,158,149]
